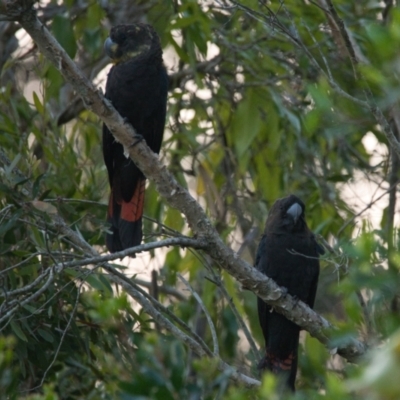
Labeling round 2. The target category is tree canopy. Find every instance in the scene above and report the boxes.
[1,1,400,399]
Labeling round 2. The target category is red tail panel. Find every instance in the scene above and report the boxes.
[121,179,146,222]
[106,180,146,252]
[266,352,295,372]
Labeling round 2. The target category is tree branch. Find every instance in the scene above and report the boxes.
[51,237,206,270]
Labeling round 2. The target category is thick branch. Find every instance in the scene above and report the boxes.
[3,2,366,363]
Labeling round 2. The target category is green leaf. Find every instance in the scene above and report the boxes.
[32,91,44,115]
[0,208,23,236]
[230,88,263,159]
[168,34,190,63]
[85,273,110,292]
[4,154,21,177]
[22,304,37,314]
[38,328,54,343]
[45,65,64,99]
[97,273,113,294]
[52,15,77,58]
[10,320,27,342]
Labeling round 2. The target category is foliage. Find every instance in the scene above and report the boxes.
[1,0,400,398]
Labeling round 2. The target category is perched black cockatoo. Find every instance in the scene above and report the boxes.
[255,195,323,391]
[103,24,168,253]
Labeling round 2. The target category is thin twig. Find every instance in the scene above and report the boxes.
[51,237,206,272]
[324,0,358,73]
[0,267,50,297]
[179,273,219,355]
[134,277,186,301]
[206,273,260,363]
[337,183,397,237]
[0,268,54,326]
[356,291,374,339]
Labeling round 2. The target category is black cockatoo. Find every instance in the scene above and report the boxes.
[255,195,323,391]
[102,24,168,252]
